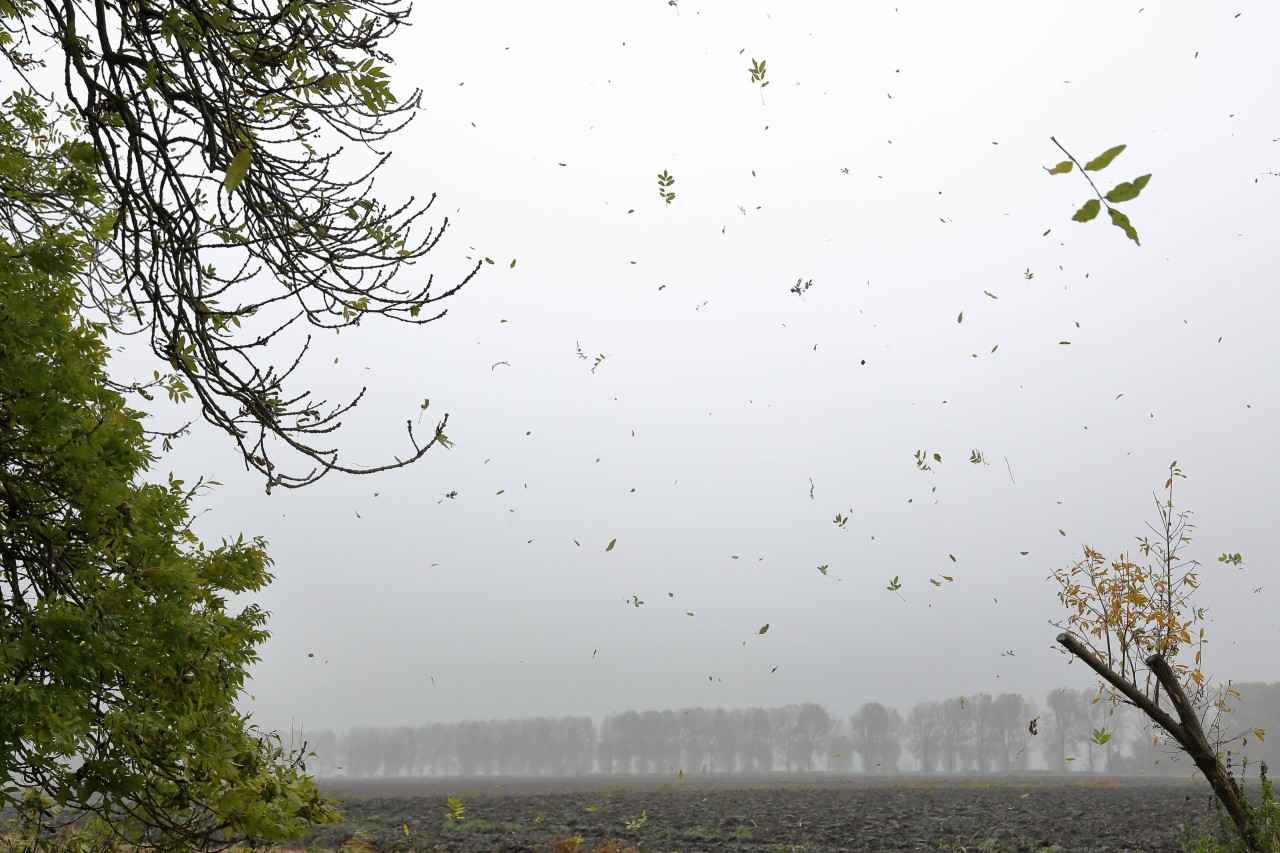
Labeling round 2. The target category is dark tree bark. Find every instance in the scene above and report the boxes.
[1057,632,1259,851]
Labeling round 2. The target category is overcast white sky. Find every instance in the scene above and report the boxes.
[155,2,1279,733]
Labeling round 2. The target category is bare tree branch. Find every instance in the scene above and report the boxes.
[4,0,480,489]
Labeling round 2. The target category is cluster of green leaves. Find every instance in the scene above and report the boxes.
[790,278,813,298]
[914,450,941,472]
[1047,138,1151,245]
[657,170,676,204]
[748,58,769,104]
[576,341,609,373]
[0,90,338,850]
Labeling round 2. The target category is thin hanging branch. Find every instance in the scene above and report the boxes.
[2,0,480,489]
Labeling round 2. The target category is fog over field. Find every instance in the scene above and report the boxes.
[139,2,1279,736]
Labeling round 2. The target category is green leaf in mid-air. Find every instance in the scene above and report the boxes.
[758,623,769,635]
[1084,144,1126,171]
[1104,174,1151,203]
[605,538,617,552]
[1047,160,1073,175]
[1072,199,1101,223]
[1108,207,1140,245]
[223,148,251,192]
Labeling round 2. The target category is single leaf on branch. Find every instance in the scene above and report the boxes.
[1047,160,1073,175]
[1104,174,1152,203]
[1108,207,1140,245]
[1084,144,1126,171]
[1072,199,1101,222]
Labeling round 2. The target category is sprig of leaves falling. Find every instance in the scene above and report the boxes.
[575,342,609,373]
[914,450,941,473]
[790,278,813,299]
[657,170,676,204]
[1047,138,1151,245]
[748,58,769,104]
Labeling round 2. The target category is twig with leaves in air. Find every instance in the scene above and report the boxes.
[914,450,940,473]
[748,58,769,104]
[1047,138,1151,245]
[790,278,813,299]
[657,170,676,204]
[575,342,609,374]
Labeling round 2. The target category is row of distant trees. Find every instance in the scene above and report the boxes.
[307,683,1279,778]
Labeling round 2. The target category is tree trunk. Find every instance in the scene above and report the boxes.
[1055,633,1259,852]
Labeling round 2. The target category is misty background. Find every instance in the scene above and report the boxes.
[309,684,1280,779]
[120,2,1278,742]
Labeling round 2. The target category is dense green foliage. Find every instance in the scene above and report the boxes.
[0,94,338,848]
[0,0,477,842]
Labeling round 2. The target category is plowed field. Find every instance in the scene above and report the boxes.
[297,775,1222,852]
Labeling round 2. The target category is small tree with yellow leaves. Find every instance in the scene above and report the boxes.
[1050,463,1267,851]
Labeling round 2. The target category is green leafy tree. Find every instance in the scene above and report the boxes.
[1,93,338,849]
[1,0,479,490]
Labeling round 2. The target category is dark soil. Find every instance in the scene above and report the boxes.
[298,775,1227,852]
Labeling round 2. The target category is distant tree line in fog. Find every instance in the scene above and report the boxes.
[306,683,1280,778]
